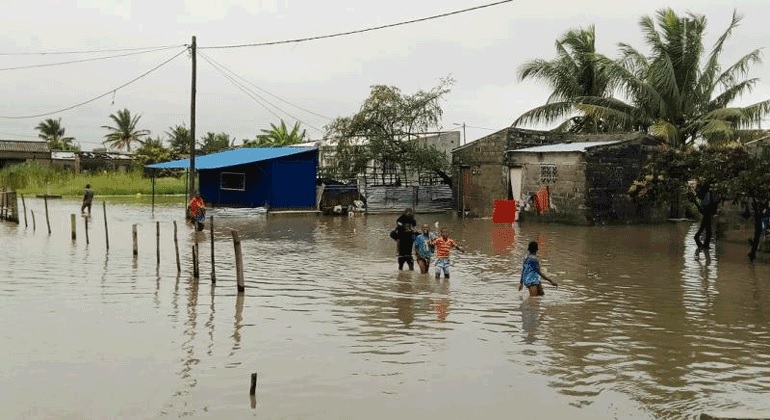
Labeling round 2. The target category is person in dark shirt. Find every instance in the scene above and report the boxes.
[395,208,416,230]
[693,183,719,249]
[396,224,416,271]
[81,184,94,214]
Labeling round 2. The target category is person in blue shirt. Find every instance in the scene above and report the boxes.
[519,241,558,296]
[413,223,436,274]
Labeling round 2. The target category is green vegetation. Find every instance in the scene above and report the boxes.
[102,108,150,152]
[243,120,307,147]
[0,162,185,197]
[35,117,80,151]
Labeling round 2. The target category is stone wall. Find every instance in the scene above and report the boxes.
[514,152,589,224]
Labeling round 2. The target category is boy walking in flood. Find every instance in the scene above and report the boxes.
[519,241,558,296]
[434,228,465,280]
[414,223,436,274]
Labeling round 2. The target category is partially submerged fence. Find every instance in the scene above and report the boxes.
[0,189,19,223]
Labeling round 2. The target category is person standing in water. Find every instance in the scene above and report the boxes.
[414,223,436,274]
[81,184,94,214]
[519,241,558,296]
[433,228,465,280]
[189,192,206,232]
[396,224,416,271]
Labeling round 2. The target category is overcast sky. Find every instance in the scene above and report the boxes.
[1,0,768,150]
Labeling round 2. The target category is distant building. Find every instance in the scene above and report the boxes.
[76,150,135,173]
[147,147,319,210]
[452,127,664,224]
[0,140,50,170]
[51,151,77,172]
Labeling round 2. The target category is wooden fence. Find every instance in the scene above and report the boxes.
[0,190,19,223]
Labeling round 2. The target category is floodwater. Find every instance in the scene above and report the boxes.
[1,199,770,419]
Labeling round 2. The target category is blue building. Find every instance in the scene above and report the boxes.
[147,147,318,209]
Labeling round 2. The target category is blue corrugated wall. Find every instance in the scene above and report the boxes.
[197,150,317,209]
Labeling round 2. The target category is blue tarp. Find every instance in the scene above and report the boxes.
[146,147,317,170]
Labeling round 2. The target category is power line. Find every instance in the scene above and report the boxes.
[200,0,514,50]
[199,52,325,133]
[0,45,186,72]
[200,52,331,121]
[0,44,187,56]
[0,48,187,120]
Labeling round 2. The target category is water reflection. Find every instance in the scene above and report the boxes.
[3,201,770,419]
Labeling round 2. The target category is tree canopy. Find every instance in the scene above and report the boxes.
[199,132,233,155]
[243,120,306,147]
[323,78,454,183]
[102,108,150,152]
[35,118,79,151]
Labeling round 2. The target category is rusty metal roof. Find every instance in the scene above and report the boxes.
[507,140,626,153]
[0,140,50,153]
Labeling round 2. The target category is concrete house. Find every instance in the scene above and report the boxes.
[0,140,50,170]
[452,127,662,223]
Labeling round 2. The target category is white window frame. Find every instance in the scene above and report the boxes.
[220,172,246,191]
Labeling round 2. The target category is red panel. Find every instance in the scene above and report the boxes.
[492,199,517,224]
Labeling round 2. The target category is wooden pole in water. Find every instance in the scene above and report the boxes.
[44,196,51,235]
[70,213,76,241]
[249,372,257,395]
[192,245,200,279]
[210,215,216,283]
[30,209,36,231]
[132,224,138,257]
[84,215,89,245]
[232,230,245,293]
[102,201,109,251]
[156,221,160,266]
[20,194,27,228]
[173,221,181,272]
[151,171,156,214]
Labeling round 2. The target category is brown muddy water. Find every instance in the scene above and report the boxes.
[1,199,769,419]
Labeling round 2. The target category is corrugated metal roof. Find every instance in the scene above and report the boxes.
[146,147,317,169]
[509,140,625,153]
[0,140,49,153]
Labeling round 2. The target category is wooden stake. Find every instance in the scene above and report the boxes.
[84,215,89,245]
[132,224,138,257]
[30,209,36,231]
[192,245,200,279]
[44,196,51,235]
[249,372,257,395]
[156,221,160,266]
[232,230,245,293]
[210,215,216,283]
[173,221,181,272]
[21,194,27,228]
[102,201,109,251]
[70,214,76,241]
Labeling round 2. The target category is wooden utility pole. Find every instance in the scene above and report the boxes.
[188,35,197,197]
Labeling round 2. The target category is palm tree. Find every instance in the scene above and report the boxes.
[243,120,306,147]
[101,108,150,152]
[35,118,78,151]
[198,132,233,155]
[166,124,191,156]
[579,9,770,147]
[513,26,613,133]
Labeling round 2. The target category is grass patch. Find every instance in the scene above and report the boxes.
[0,162,186,197]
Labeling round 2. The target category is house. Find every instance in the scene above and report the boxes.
[147,147,319,210]
[318,131,460,213]
[0,140,50,170]
[452,127,662,222]
[77,150,134,173]
[51,151,78,172]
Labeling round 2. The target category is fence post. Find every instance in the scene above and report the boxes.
[31,209,36,231]
[132,224,138,257]
[103,201,109,251]
[156,221,160,266]
[84,215,89,245]
[21,194,27,228]
[210,215,216,283]
[44,196,51,235]
[70,214,76,241]
[232,230,245,293]
[173,221,181,272]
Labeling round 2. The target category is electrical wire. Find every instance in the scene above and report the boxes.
[199,52,325,133]
[0,48,187,120]
[199,52,331,121]
[200,0,514,50]
[0,44,187,56]
[0,45,186,72]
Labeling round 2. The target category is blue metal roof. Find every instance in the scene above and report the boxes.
[146,147,317,170]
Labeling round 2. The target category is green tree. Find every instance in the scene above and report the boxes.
[35,118,79,151]
[134,136,172,167]
[243,120,306,147]
[513,25,613,133]
[166,124,191,156]
[101,108,150,152]
[323,78,454,183]
[199,132,233,155]
[580,9,770,147]
[629,143,770,261]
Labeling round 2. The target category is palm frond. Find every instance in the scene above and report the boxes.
[512,102,574,127]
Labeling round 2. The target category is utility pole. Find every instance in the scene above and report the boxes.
[462,122,466,145]
[189,35,197,197]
